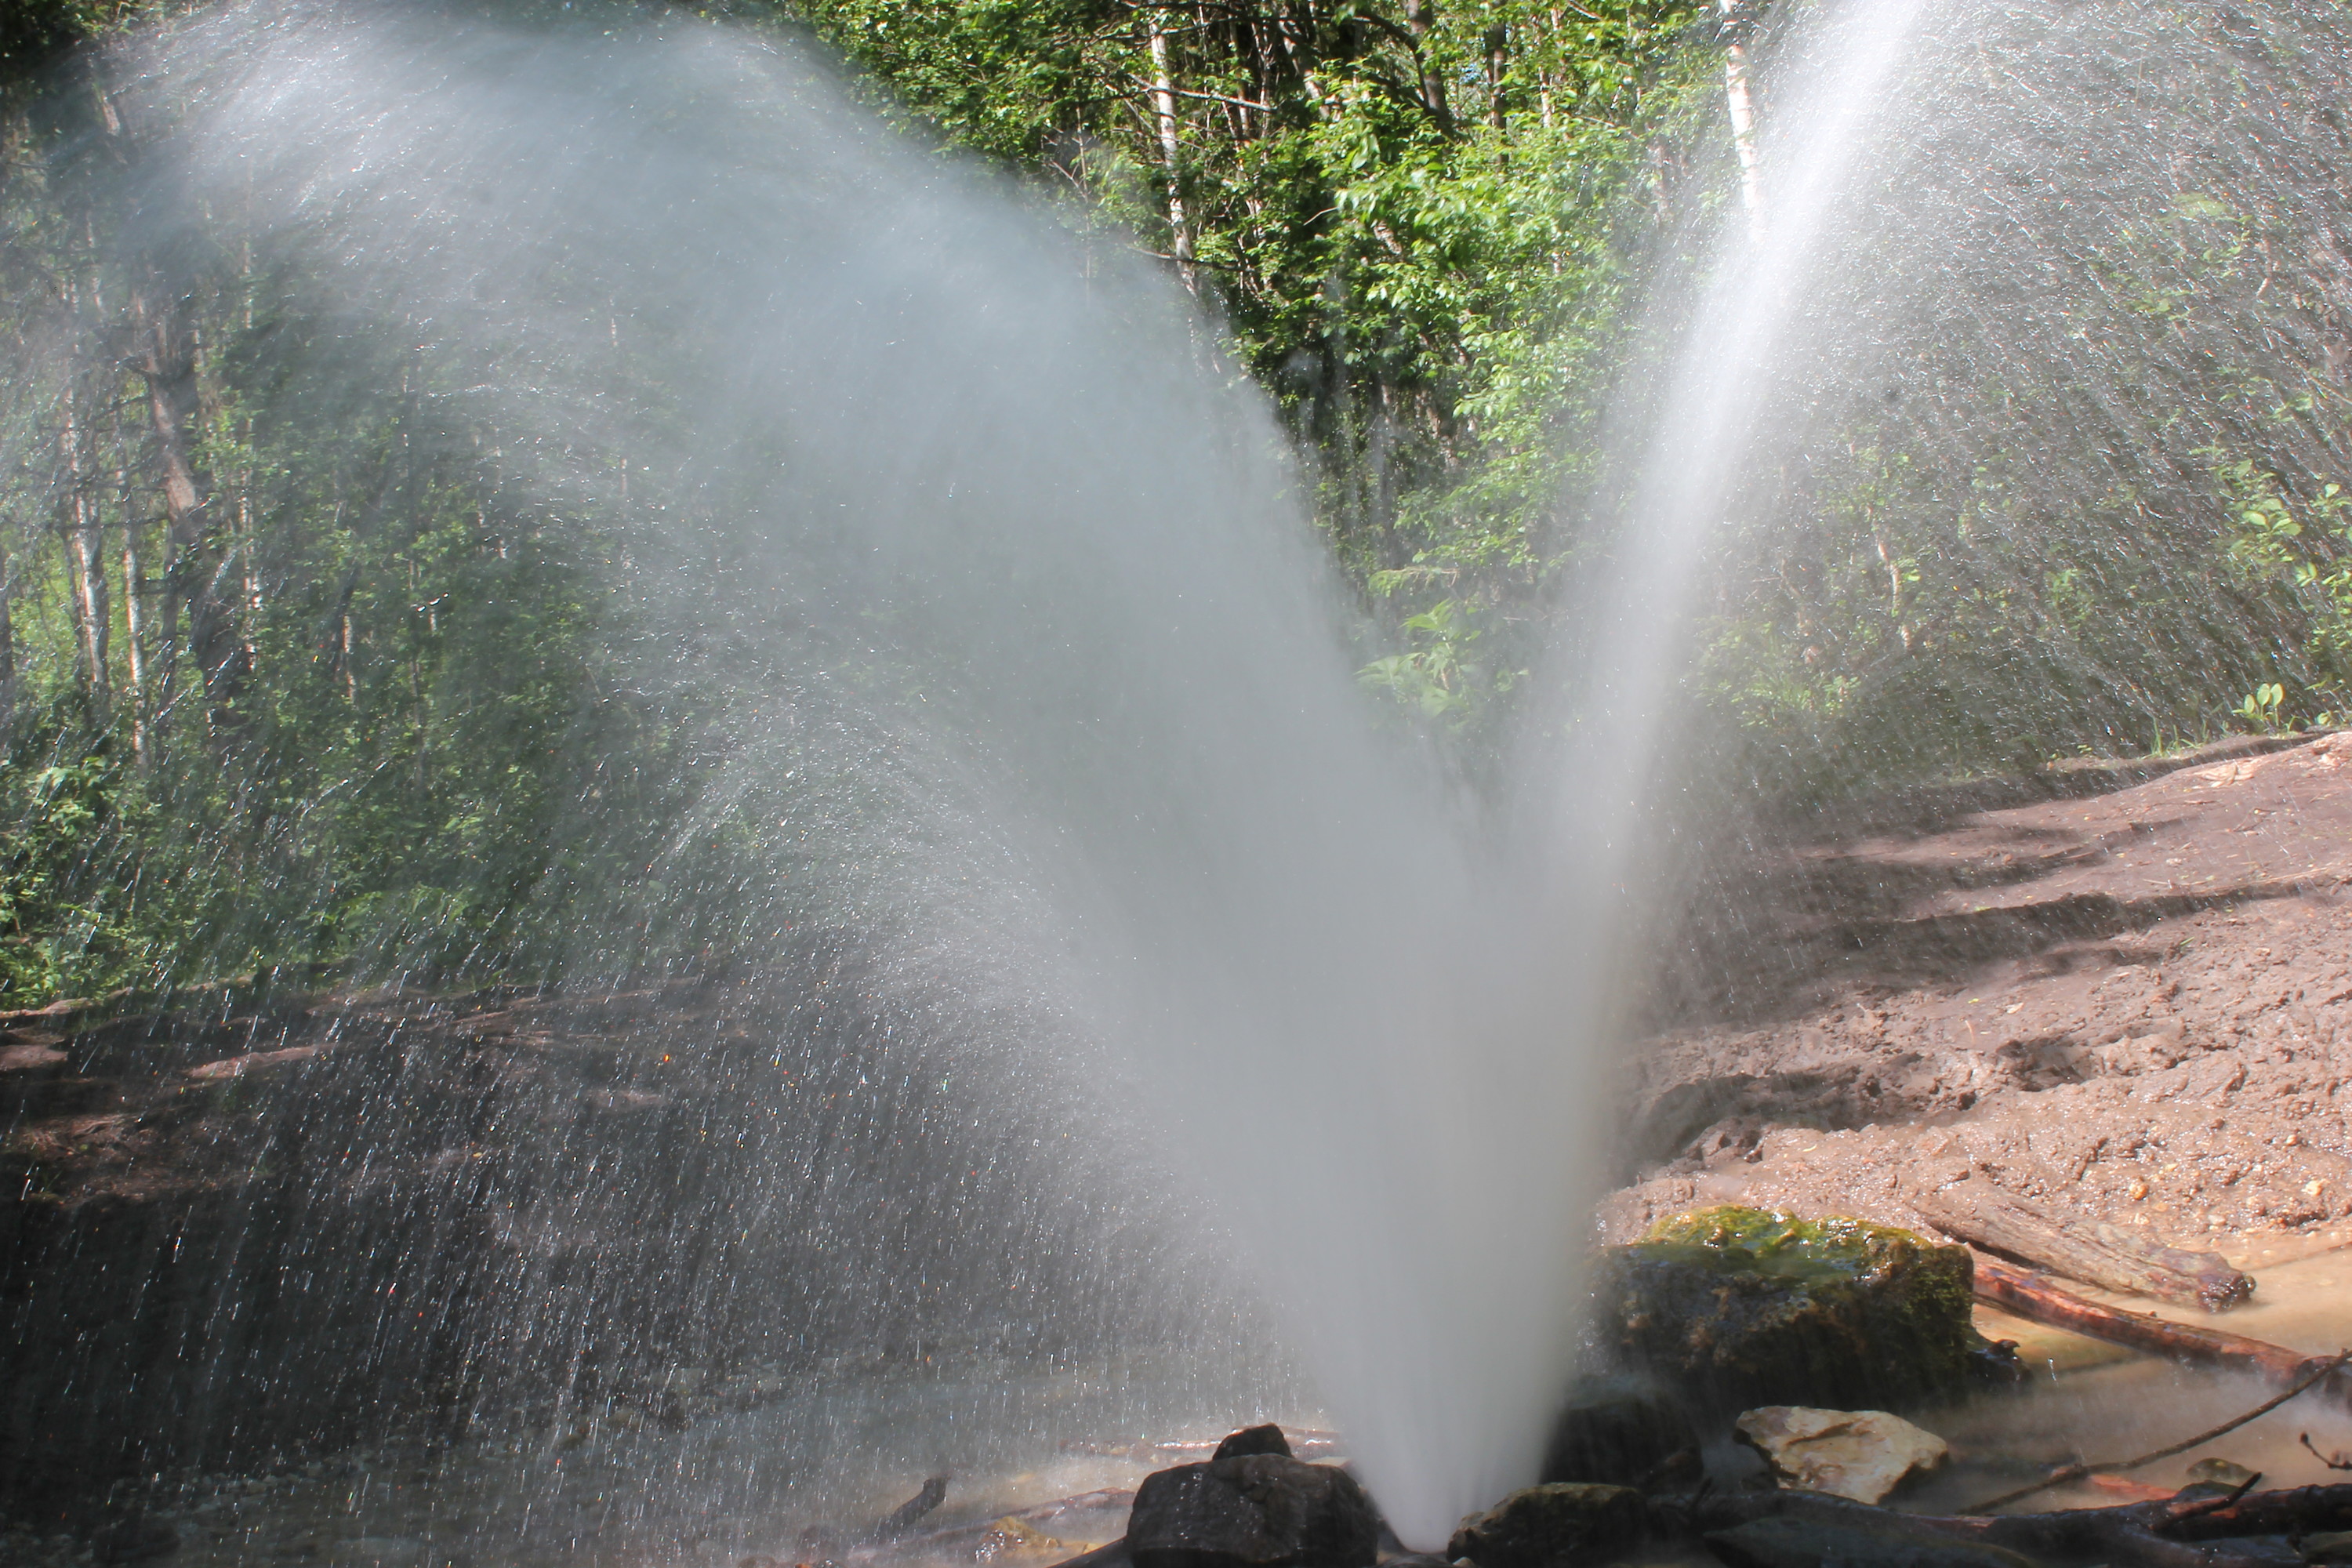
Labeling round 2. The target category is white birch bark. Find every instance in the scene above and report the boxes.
[61,383,110,701]
[1719,0,1766,228]
[1146,12,1198,293]
[122,514,150,767]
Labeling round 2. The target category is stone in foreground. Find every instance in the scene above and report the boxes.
[1703,1518,2035,1568]
[1127,1454,1377,1568]
[2303,1530,2352,1565]
[1540,1386,1699,1488]
[1733,1406,1948,1504]
[1444,1483,1648,1568]
[1592,1207,2008,1411]
[1212,1425,1294,1461]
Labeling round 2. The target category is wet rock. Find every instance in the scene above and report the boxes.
[1213,1425,1293,1461]
[1701,1518,2035,1568]
[1443,1483,1648,1568]
[1539,1388,1697,1488]
[89,1519,178,1566]
[2301,1529,2352,1563]
[2187,1457,2259,1487]
[1127,1454,1378,1568]
[323,1540,433,1568]
[1733,1407,1947,1504]
[1592,1208,2002,1411]
[2174,1456,2263,1505]
[2189,1539,2302,1566]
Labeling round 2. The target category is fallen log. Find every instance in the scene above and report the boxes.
[1970,1254,2350,1405]
[1918,1183,2254,1310]
[1681,1482,2352,1568]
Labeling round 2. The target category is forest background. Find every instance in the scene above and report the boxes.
[0,0,2348,1006]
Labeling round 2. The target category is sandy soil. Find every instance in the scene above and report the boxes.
[1605,728,2352,1276]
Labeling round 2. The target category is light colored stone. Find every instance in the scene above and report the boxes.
[1733,1406,1948,1504]
[974,1516,1089,1564]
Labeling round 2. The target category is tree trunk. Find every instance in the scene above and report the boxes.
[0,542,16,730]
[130,268,245,736]
[121,513,150,769]
[1718,0,1765,228]
[60,383,110,704]
[1399,0,1457,133]
[1484,24,1507,130]
[1145,12,1198,293]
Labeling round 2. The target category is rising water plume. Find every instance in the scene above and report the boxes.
[18,0,2352,1549]
[100,0,1593,1541]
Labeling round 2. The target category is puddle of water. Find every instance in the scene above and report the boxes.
[1901,1246,2352,1513]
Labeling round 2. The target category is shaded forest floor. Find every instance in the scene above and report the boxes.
[1610,728,2352,1272]
[0,974,822,1518]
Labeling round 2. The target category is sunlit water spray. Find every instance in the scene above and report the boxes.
[37,0,2352,1553]
[123,0,1602,1542]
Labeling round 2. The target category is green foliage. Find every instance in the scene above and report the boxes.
[2216,459,2352,722]
[6,0,2352,1005]
[0,739,139,1000]
[2235,681,2288,735]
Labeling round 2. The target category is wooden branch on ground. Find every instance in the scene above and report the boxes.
[1970,1254,2351,1407]
[869,1476,949,1543]
[1962,1350,2349,1512]
[1680,1483,2352,1568]
[1919,1183,2254,1309]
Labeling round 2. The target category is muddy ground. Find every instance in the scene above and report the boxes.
[9,726,2352,1537]
[1609,728,2352,1269]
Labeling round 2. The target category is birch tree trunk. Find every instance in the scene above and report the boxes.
[60,382,110,703]
[1719,0,1765,228]
[1146,12,1198,293]
[121,510,150,768]
[0,543,15,729]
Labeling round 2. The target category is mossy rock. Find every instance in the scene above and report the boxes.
[1592,1207,2009,1413]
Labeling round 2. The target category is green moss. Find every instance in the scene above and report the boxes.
[1594,1207,2003,1413]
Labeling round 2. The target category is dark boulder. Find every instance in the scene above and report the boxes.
[1444,1483,1648,1568]
[91,1516,180,1566]
[1213,1425,1294,1461]
[1591,1207,2013,1413]
[1539,1387,1697,1489]
[1702,1518,2037,1568]
[1127,1454,1378,1568]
